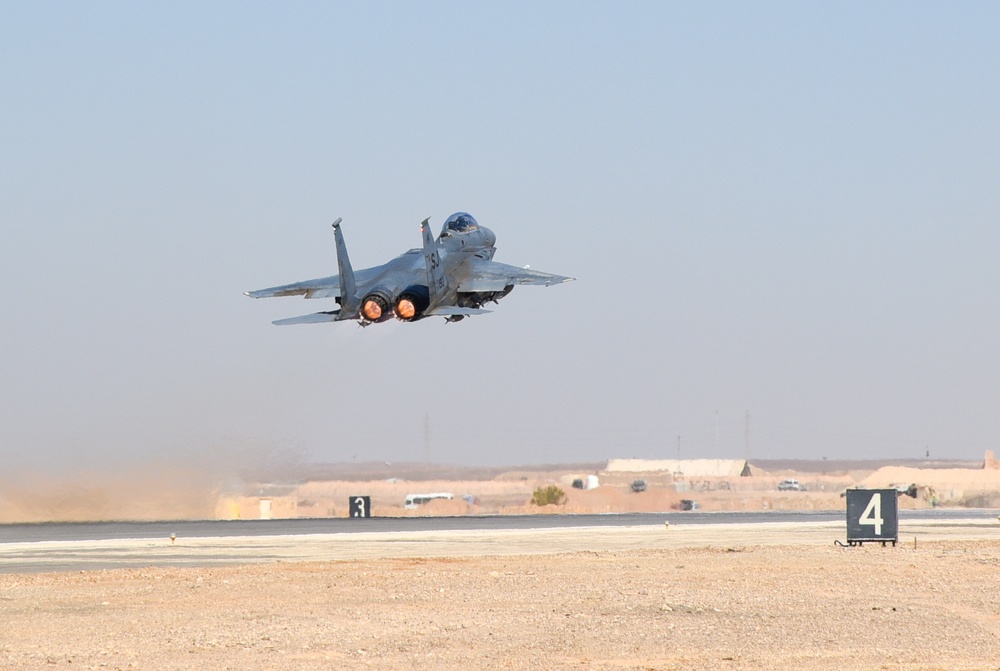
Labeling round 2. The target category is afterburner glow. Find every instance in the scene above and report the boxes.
[362,300,383,321]
[395,298,416,320]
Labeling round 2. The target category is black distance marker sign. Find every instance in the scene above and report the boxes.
[349,496,372,518]
[846,489,898,546]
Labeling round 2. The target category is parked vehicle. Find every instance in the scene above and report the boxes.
[631,479,647,493]
[778,479,803,491]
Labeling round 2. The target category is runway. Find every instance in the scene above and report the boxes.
[0,510,849,543]
[1,509,997,574]
[0,508,989,543]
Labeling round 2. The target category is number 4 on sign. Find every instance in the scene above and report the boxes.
[859,492,884,536]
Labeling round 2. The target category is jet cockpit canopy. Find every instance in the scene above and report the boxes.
[440,212,479,238]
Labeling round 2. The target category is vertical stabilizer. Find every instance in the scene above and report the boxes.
[421,218,448,299]
[332,218,360,319]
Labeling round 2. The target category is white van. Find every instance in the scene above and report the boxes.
[403,492,454,509]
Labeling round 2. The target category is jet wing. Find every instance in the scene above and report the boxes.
[245,276,340,300]
[457,258,575,292]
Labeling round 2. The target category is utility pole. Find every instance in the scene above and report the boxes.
[714,410,719,454]
[744,410,751,460]
[423,413,430,465]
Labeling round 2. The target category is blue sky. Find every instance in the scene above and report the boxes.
[2,2,999,473]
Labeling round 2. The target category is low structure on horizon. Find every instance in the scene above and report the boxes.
[603,459,753,478]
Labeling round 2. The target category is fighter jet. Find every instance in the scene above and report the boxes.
[245,212,574,325]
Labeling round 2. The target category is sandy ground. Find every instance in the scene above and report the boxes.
[2,518,1000,670]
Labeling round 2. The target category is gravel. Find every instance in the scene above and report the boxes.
[3,539,1000,670]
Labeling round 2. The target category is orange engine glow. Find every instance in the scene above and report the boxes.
[361,300,383,321]
[395,298,416,320]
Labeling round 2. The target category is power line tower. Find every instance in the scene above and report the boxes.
[744,410,751,460]
[714,410,719,454]
[423,412,430,465]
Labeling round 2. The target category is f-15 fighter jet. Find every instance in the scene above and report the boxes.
[246,212,574,325]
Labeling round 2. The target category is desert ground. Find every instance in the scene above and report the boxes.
[3,459,1000,669]
[2,519,1000,670]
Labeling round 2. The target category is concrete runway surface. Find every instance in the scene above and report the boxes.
[2,510,998,573]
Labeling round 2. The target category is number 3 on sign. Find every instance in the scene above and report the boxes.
[859,492,884,535]
[353,497,367,517]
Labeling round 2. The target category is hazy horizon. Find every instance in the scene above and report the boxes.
[3,3,999,479]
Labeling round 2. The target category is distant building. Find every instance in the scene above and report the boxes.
[604,459,753,478]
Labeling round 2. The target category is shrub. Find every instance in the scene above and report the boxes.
[531,485,567,506]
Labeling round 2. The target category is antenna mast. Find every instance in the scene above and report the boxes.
[744,410,751,460]
[423,413,430,464]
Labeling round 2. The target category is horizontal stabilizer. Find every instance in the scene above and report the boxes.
[272,310,341,326]
[245,278,341,300]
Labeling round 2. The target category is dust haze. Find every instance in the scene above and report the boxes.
[0,443,304,523]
